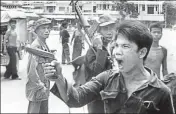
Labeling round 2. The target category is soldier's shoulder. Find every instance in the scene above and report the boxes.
[107,69,120,78]
[30,39,41,49]
[96,69,119,83]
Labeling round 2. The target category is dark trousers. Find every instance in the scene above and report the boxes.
[62,43,70,63]
[173,95,176,111]
[27,100,48,113]
[72,42,82,60]
[4,47,18,79]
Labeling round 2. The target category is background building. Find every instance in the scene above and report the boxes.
[1,1,171,27]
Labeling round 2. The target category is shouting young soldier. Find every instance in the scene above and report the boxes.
[44,20,175,114]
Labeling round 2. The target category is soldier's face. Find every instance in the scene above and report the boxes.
[35,24,51,39]
[10,22,16,29]
[99,23,116,46]
[99,24,116,38]
[112,33,144,73]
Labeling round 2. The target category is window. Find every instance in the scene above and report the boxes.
[156,5,158,11]
[59,7,65,11]
[142,5,145,11]
[84,10,91,12]
[148,6,154,14]
[103,4,106,10]
[72,6,75,12]
[47,6,55,13]
[93,6,96,12]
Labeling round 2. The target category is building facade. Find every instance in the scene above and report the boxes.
[1,1,165,23]
[126,1,164,22]
[1,1,22,10]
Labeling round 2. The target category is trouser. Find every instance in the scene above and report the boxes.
[72,42,82,60]
[62,43,70,63]
[4,46,18,79]
[87,99,105,113]
[27,100,48,113]
[173,95,176,111]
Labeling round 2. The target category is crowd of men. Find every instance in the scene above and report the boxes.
[2,13,176,113]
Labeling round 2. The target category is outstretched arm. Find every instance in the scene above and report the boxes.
[44,61,107,107]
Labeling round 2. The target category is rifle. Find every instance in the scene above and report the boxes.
[70,0,99,54]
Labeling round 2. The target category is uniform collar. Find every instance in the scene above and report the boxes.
[37,38,50,52]
[142,67,161,89]
[118,67,161,92]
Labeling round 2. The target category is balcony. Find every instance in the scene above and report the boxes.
[44,3,57,7]
[126,14,164,21]
[96,10,120,15]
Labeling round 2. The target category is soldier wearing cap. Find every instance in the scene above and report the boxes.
[70,14,116,113]
[27,20,37,44]
[97,14,117,54]
[80,14,116,113]
[25,18,52,113]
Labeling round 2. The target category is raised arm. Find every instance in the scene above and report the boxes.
[162,47,168,76]
[85,48,108,75]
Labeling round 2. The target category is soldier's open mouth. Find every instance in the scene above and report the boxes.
[117,60,123,64]
[116,59,123,69]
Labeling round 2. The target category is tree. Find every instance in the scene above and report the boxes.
[162,1,176,28]
[112,1,139,21]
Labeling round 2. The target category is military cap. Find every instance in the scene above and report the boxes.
[27,20,35,29]
[98,14,116,27]
[34,18,51,31]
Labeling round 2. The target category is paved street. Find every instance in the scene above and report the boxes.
[1,29,176,113]
[1,30,88,113]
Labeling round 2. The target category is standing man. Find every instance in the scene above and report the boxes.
[60,21,71,64]
[26,18,52,113]
[70,23,84,60]
[27,20,37,44]
[145,22,168,79]
[70,14,116,113]
[45,20,175,114]
[4,19,21,80]
[83,14,116,113]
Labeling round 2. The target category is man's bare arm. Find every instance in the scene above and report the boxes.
[162,47,168,76]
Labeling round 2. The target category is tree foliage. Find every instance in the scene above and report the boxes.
[112,1,139,20]
[162,1,176,27]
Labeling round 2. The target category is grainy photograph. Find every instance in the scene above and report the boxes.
[1,0,176,113]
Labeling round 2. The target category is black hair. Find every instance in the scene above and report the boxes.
[9,19,16,24]
[114,20,153,60]
[149,22,163,32]
[61,21,68,28]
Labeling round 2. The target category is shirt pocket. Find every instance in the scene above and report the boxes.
[100,90,120,113]
[139,100,160,114]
